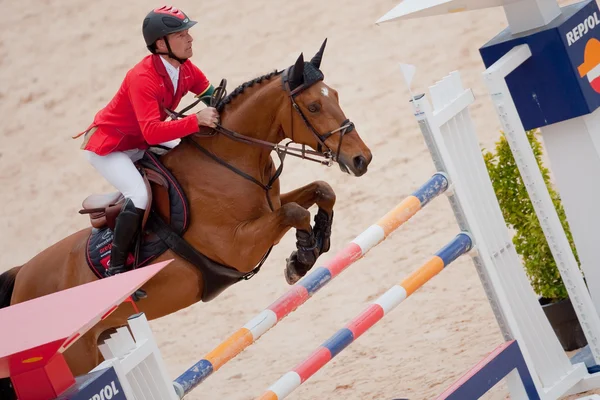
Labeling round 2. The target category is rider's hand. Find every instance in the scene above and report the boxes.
[196,107,219,128]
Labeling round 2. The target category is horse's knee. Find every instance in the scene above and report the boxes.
[280,203,311,230]
[314,180,336,208]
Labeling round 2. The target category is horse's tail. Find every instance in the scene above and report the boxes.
[0,266,21,400]
[0,266,20,309]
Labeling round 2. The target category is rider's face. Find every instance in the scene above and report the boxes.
[159,29,193,60]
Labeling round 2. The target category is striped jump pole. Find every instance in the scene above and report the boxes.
[173,172,450,398]
[256,232,473,400]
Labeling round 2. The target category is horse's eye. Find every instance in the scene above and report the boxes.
[308,103,320,113]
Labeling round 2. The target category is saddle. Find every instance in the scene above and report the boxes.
[79,167,169,231]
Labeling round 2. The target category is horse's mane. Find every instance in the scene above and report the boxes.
[216,69,283,112]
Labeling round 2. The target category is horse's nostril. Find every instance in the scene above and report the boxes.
[353,155,367,171]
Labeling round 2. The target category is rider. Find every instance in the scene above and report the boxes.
[75,5,219,279]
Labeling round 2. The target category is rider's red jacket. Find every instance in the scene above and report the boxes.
[77,54,211,155]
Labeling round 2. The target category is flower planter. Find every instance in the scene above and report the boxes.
[540,297,587,351]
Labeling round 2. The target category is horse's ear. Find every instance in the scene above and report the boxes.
[310,38,327,69]
[291,52,305,84]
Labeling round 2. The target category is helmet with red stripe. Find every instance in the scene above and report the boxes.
[142,6,197,62]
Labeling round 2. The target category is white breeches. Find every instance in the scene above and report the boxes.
[84,139,180,210]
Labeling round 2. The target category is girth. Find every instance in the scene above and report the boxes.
[147,210,267,302]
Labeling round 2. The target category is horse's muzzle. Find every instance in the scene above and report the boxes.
[339,153,371,177]
[353,155,370,176]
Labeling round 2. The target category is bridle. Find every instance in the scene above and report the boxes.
[280,66,355,165]
[164,69,355,210]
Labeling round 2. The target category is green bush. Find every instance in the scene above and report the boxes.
[482,129,579,301]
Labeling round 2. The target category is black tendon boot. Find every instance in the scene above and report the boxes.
[105,199,147,299]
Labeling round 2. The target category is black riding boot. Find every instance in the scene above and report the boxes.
[105,199,147,299]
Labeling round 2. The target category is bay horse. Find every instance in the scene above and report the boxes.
[0,39,372,390]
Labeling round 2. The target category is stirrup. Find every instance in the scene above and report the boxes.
[104,264,129,277]
[131,288,147,301]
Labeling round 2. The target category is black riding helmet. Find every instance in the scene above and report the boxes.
[142,6,197,64]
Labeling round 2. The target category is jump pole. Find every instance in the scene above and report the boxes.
[172,172,450,397]
[255,233,473,400]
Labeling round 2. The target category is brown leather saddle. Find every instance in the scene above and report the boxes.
[78,168,169,231]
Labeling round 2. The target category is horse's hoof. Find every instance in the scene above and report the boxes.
[284,267,301,285]
[319,237,331,254]
[285,251,303,285]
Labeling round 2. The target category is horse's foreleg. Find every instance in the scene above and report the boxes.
[279,181,336,284]
[280,180,336,254]
[234,202,314,274]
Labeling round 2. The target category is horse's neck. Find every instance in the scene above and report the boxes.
[216,78,288,158]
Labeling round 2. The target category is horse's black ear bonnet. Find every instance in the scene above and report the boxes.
[288,38,327,92]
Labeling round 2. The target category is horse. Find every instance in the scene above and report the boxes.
[0,39,372,391]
